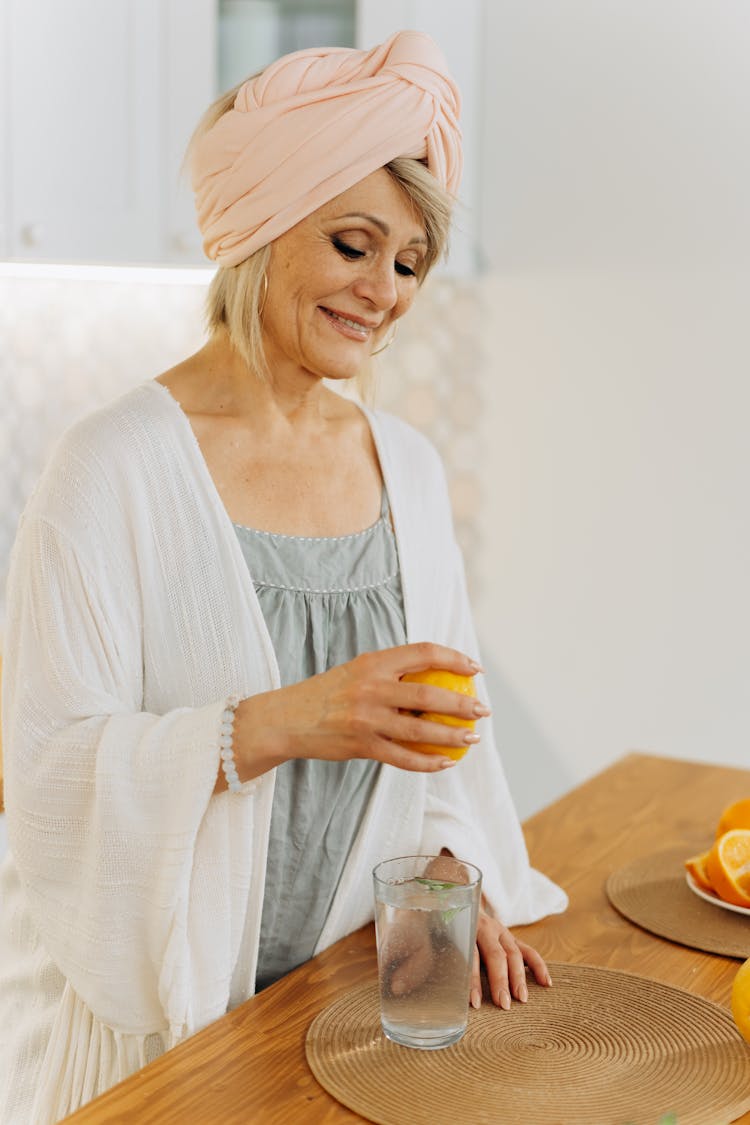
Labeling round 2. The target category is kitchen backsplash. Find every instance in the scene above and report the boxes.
[0,268,484,638]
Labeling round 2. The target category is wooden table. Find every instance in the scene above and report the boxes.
[67,753,750,1124]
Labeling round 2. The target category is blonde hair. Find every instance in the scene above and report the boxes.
[193,80,454,382]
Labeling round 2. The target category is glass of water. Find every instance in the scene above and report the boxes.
[373,855,482,1050]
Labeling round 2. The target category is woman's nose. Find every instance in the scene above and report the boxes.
[352,261,398,310]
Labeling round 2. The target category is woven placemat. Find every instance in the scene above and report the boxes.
[305,963,750,1125]
[607,847,750,959]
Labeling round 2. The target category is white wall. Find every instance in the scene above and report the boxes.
[475,2,750,816]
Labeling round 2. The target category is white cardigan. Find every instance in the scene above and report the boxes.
[0,382,566,1123]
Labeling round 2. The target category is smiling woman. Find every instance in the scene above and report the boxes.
[0,30,566,1124]
[202,154,451,388]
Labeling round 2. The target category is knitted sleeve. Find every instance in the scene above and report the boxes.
[3,514,244,1038]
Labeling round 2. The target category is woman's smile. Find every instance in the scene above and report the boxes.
[318,306,379,342]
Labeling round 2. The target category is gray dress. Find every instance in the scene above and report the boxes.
[233,489,407,991]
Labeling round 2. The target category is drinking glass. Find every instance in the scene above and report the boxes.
[373,854,482,1049]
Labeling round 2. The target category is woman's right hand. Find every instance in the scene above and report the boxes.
[228,642,490,785]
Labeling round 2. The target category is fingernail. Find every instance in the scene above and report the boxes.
[468,660,484,673]
[439,758,456,769]
[470,988,482,1010]
[545,973,553,987]
[519,983,528,1003]
[463,731,481,744]
[500,989,511,1011]
[473,702,491,717]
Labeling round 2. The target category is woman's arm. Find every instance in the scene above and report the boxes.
[4,515,249,1037]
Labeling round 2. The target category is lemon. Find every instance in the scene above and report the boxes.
[400,668,477,761]
[731,957,750,1045]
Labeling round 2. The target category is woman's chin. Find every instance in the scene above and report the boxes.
[309,348,369,383]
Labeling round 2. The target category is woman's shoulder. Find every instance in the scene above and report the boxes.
[24,382,186,525]
[53,380,187,466]
[56,380,178,455]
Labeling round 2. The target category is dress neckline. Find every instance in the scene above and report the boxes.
[232,488,390,542]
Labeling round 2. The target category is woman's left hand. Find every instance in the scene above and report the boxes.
[470,911,552,1009]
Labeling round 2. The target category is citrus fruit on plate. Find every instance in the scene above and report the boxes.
[685,871,750,916]
[684,849,713,893]
[716,798,750,837]
[732,957,750,1045]
[400,668,477,761]
[705,829,750,908]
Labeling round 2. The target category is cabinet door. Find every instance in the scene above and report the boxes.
[161,0,216,264]
[357,0,483,277]
[7,0,161,263]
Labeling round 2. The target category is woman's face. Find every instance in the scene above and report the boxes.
[261,168,427,383]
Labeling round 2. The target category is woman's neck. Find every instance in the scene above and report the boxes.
[159,330,351,432]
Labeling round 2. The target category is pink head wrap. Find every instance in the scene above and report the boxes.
[191,30,462,267]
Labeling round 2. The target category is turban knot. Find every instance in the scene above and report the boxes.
[191,31,462,267]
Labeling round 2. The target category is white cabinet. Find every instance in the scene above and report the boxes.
[1,0,482,271]
[161,0,217,264]
[5,0,161,263]
[1,0,215,265]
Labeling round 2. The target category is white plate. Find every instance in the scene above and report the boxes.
[685,870,750,917]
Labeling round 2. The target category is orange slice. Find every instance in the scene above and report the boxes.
[400,669,477,761]
[706,829,750,908]
[716,798,750,837]
[684,849,714,893]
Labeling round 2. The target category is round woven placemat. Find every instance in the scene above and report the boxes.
[305,963,750,1125]
[607,847,750,959]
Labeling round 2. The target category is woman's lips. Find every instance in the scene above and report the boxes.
[319,306,378,342]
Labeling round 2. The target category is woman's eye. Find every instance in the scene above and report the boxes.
[332,235,419,277]
[332,236,365,260]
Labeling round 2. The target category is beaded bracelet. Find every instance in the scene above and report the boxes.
[218,694,242,793]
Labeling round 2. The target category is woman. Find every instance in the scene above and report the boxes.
[0,31,566,1123]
